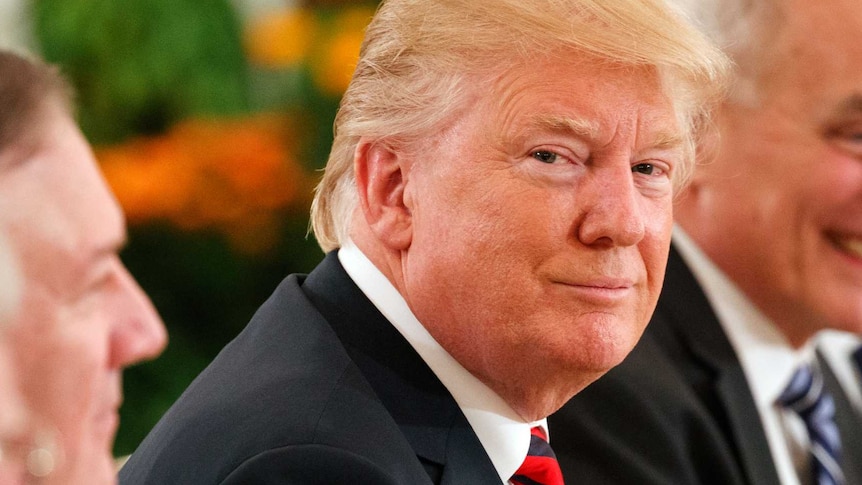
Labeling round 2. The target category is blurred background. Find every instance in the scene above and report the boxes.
[1,0,377,456]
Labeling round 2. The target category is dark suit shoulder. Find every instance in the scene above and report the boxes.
[120,274,430,485]
[550,322,748,485]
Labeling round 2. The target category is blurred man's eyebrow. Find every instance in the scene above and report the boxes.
[112,234,129,257]
[833,94,862,117]
[92,233,128,266]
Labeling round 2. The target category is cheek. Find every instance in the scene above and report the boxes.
[416,183,539,262]
[10,300,105,428]
[643,201,673,262]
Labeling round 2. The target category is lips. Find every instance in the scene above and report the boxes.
[552,276,636,289]
[549,277,637,305]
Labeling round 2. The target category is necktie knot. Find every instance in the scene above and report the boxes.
[778,364,844,485]
[510,427,564,485]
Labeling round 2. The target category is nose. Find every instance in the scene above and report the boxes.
[108,264,168,369]
[577,165,645,247]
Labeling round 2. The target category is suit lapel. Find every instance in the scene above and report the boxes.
[659,246,782,485]
[302,253,500,485]
[819,352,862,484]
[714,369,781,485]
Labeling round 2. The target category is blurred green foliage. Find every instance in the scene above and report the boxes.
[33,0,250,144]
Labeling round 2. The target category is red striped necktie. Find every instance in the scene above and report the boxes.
[510,426,565,485]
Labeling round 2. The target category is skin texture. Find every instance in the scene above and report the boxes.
[352,55,685,421]
[0,341,29,484]
[0,102,167,485]
[0,239,25,483]
[676,0,862,347]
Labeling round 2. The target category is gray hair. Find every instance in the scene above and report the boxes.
[666,0,784,105]
[311,0,731,252]
[0,50,73,157]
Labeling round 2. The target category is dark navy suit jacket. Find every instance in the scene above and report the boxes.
[119,252,500,484]
[549,245,862,485]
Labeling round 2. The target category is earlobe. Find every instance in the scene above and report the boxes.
[354,139,413,250]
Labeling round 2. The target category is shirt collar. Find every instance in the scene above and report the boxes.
[338,241,538,484]
[672,226,813,406]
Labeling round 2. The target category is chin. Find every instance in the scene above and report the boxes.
[570,322,642,371]
[58,442,117,485]
[546,341,628,392]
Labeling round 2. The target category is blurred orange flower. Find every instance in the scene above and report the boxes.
[310,6,375,96]
[243,5,374,96]
[98,114,312,254]
[244,8,317,68]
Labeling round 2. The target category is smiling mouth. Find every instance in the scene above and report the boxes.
[828,233,862,260]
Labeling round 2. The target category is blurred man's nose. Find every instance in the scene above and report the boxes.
[108,265,168,369]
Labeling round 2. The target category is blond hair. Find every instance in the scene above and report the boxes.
[311,0,730,252]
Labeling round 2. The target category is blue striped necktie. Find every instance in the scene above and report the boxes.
[778,364,845,485]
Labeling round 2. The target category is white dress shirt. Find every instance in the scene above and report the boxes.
[674,227,816,485]
[338,242,542,484]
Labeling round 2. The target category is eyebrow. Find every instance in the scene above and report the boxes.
[529,114,684,150]
[79,234,127,291]
[832,94,862,117]
[530,115,600,140]
[86,231,128,275]
[649,131,686,151]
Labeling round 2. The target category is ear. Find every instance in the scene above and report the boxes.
[354,139,413,250]
[683,119,722,198]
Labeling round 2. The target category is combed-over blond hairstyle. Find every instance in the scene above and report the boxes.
[310,0,730,252]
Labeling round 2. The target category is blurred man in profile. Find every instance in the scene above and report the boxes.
[551,1,862,484]
[0,50,167,485]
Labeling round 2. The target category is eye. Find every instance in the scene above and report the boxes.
[826,124,862,157]
[632,163,656,175]
[838,131,862,155]
[532,150,564,164]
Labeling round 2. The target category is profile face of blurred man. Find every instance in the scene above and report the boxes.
[358,55,684,417]
[678,0,862,347]
[0,99,167,484]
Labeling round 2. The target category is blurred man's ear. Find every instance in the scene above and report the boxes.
[681,116,723,199]
[353,139,413,250]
